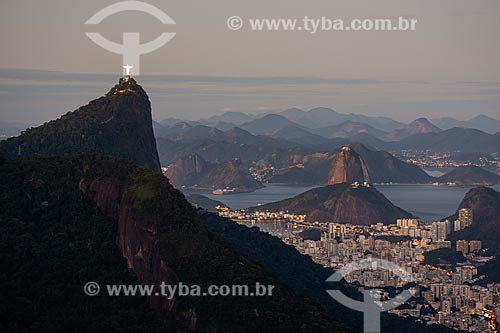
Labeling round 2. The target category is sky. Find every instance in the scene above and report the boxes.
[1,0,500,125]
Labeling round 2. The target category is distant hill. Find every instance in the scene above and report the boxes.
[269,166,322,185]
[450,151,494,164]
[348,143,433,184]
[159,117,197,127]
[280,107,405,131]
[391,127,500,153]
[240,114,303,135]
[195,158,264,192]
[0,78,161,170]
[407,117,442,134]
[250,183,413,224]
[164,153,207,185]
[171,124,224,141]
[316,121,389,140]
[155,126,308,167]
[388,118,441,140]
[280,107,307,121]
[348,133,389,151]
[223,126,261,143]
[200,111,258,126]
[270,125,314,140]
[185,193,229,212]
[213,121,238,131]
[270,125,335,148]
[165,154,263,193]
[437,166,500,186]
[466,115,500,134]
[432,115,500,134]
[267,153,335,185]
[153,121,193,138]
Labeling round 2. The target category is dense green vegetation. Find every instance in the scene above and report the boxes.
[185,193,229,212]
[478,256,500,285]
[0,155,165,331]
[423,248,466,268]
[298,228,322,241]
[376,235,413,243]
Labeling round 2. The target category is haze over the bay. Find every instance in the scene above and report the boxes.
[1,0,500,124]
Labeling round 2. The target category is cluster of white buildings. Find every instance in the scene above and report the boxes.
[218,206,499,331]
[394,208,473,242]
[217,207,306,224]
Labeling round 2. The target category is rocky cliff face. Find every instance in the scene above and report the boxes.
[0,78,161,170]
[79,177,198,330]
[200,158,263,192]
[166,155,263,192]
[164,153,207,185]
[327,146,370,185]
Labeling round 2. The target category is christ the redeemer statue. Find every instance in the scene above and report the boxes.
[123,64,133,76]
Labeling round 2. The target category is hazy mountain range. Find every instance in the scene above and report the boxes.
[154,115,499,191]
[154,109,500,157]
[4,106,500,141]
[157,107,500,134]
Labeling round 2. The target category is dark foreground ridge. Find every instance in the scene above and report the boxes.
[0,154,354,332]
[0,154,455,333]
